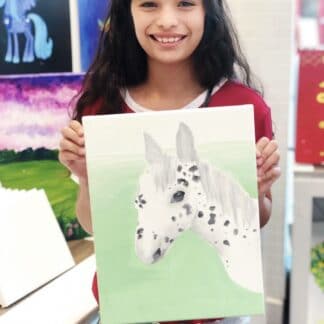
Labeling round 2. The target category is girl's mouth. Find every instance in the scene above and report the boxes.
[150,35,187,45]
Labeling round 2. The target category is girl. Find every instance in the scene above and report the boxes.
[59,0,281,323]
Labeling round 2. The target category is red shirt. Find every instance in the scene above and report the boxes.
[84,80,273,142]
[85,80,273,323]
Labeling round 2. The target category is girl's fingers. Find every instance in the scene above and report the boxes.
[59,151,85,162]
[59,138,85,156]
[258,166,281,182]
[260,140,279,161]
[256,137,270,154]
[61,126,85,146]
[257,173,278,195]
[69,120,84,136]
[260,149,280,173]
[258,179,274,195]
[256,137,270,165]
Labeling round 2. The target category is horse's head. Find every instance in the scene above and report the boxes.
[134,123,205,264]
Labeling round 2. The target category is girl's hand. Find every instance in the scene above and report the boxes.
[256,137,281,196]
[58,120,88,181]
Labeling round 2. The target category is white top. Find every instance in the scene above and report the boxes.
[123,78,228,112]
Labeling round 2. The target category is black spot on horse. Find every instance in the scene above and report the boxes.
[253,229,257,232]
[177,178,189,187]
[209,206,215,211]
[171,216,176,222]
[208,213,216,225]
[224,220,230,226]
[178,228,184,232]
[208,216,216,225]
[233,229,239,235]
[170,239,174,243]
[137,228,144,240]
[153,234,158,240]
[192,175,200,182]
[223,240,230,246]
[189,165,198,172]
[139,204,143,208]
[177,165,182,172]
[198,211,204,218]
[211,228,214,232]
[183,172,186,176]
[153,248,161,262]
[165,237,170,243]
[182,204,192,215]
[243,235,247,239]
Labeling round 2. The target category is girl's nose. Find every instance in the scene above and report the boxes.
[156,7,178,29]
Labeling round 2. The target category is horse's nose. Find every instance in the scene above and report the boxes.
[152,248,162,262]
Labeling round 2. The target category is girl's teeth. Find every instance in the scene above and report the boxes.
[156,37,181,43]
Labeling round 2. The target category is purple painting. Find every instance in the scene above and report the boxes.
[0,74,83,151]
[0,73,87,241]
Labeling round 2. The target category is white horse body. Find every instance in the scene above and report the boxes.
[135,123,263,293]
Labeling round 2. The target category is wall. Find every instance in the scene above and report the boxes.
[227,0,293,323]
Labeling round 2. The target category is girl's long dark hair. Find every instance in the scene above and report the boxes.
[74,0,260,121]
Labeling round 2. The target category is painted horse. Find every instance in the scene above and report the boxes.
[0,0,53,63]
[134,123,263,293]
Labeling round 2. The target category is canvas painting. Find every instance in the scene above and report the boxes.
[0,73,87,240]
[0,0,72,75]
[77,0,109,72]
[83,106,265,323]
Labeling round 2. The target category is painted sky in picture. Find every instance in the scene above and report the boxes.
[0,74,84,151]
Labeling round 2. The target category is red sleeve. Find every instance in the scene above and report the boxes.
[255,106,273,141]
[208,81,273,142]
[82,99,103,117]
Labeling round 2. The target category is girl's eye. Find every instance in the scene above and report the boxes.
[178,1,195,7]
[140,1,157,8]
[171,191,185,203]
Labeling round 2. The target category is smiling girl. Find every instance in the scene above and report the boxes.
[59,0,281,323]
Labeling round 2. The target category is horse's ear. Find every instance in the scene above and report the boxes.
[176,122,198,162]
[144,132,164,165]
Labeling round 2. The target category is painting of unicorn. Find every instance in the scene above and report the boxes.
[0,0,53,63]
[134,123,263,293]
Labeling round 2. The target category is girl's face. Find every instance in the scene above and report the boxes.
[131,0,205,65]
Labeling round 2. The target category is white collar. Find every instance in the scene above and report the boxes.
[123,78,227,113]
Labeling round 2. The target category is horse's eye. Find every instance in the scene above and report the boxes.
[171,191,185,203]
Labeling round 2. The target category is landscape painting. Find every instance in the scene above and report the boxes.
[83,106,265,323]
[0,73,87,240]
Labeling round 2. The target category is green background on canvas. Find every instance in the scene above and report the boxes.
[88,142,264,324]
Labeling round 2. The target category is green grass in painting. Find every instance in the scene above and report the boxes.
[0,160,87,240]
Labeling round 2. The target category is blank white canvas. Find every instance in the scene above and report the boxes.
[0,187,75,307]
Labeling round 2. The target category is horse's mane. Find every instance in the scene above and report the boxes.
[198,160,256,227]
